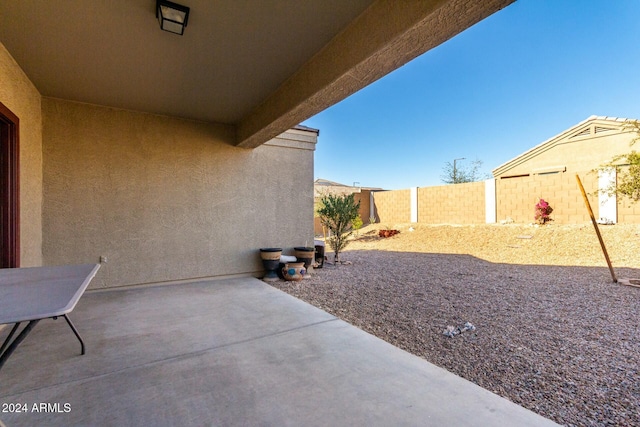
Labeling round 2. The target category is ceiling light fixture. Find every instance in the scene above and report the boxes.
[156,0,190,35]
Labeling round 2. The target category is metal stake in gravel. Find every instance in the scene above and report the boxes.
[576,174,617,283]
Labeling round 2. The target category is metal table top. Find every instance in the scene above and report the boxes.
[0,264,100,324]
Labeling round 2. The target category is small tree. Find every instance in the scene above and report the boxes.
[596,120,640,202]
[317,193,361,263]
[616,151,640,201]
[441,158,486,184]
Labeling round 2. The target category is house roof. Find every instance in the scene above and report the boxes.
[314,179,383,197]
[293,125,320,135]
[0,0,514,148]
[314,179,350,187]
[492,115,634,177]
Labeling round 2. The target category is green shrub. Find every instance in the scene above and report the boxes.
[317,193,360,263]
[351,215,363,236]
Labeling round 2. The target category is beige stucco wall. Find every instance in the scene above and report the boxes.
[42,99,316,289]
[0,42,43,266]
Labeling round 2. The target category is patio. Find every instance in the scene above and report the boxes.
[0,277,557,426]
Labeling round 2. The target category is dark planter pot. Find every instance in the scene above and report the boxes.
[259,248,282,281]
[314,241,325,268]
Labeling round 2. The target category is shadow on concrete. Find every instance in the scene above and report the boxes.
[0,276,558,426]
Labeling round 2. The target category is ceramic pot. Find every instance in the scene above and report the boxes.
[282,262,306,281]
[294,246,315,279]
[260,248,282,281]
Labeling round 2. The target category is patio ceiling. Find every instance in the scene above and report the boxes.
[0,0,514,148]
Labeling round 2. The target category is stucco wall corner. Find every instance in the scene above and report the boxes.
[0,42,44,266]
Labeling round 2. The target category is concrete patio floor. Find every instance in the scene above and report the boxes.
[0,277,558,426]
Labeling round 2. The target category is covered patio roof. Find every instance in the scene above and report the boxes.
[0,0,514,148]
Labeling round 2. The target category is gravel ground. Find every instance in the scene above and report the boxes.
[270,223,640,427]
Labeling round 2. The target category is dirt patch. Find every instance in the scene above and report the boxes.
[347,222,640,268]
[271,223,640,426]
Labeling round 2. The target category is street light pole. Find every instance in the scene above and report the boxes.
[453,157,466,183]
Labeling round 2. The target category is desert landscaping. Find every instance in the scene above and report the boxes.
[270,223,640,427]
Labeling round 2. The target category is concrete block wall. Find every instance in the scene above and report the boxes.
[340,172,639,227]
[418,182,485,224]
[371,172,640,226]
[618,199,640,223]
[496,172,598,224]
[615,165,640,223]
[372,190,411,224]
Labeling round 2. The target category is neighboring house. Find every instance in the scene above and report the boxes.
[492,116,640,224]
[370,115,640,226]
[0,1,512,288]
[493,116,634,178]
[314,179,383,235]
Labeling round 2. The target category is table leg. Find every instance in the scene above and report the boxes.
[63,314,85,355]
[0,323,21,355]
[0,319,40,371]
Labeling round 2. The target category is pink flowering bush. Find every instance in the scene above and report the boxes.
[534,199,553,224]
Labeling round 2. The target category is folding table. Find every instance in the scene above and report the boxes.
[0,264,100,371]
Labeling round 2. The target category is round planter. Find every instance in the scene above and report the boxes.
[260,248,282,281]
[294,246,315,279]
[282,262,306,281]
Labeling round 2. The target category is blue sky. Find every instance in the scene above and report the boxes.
[303,0,640,190]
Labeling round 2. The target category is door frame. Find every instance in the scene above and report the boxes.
[0,101,20,268]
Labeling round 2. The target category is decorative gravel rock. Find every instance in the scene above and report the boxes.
[270,224,640,427]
